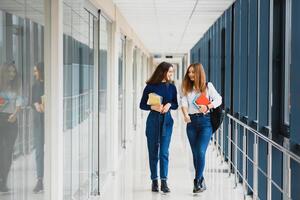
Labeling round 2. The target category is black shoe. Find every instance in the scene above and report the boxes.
[0,184,9,193]
[193,179,201,193]
[161,180,170,193]
[151,180,159,192]
[33,179,44,193]
[199,177,206,192]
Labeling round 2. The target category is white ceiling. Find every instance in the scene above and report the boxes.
[113,0,235,55]
[0,0,45,25]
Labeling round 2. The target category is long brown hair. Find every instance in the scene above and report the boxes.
[0,62,20,93]
[181,63,206,96]
[146,62,173,84]
[34,62,44,81]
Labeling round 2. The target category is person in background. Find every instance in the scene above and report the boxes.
[0,62,21,192]
[180,63,222,193]
[139,62,178,193]
[31,62,45,193]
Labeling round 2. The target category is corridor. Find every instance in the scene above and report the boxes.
[0,0,299,199]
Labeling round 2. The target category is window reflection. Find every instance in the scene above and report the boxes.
[0,1,46,198]
[0,63,21,193]
[32,62,45,193]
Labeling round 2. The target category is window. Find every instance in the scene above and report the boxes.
[0,2,47,199]
[99,13,112,191]
[284,0,291,126]
[63,3,98,198]
[118,35,126,151]
[272,0,290,136]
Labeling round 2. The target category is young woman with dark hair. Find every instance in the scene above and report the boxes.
[139,61,178,193]
[181,63,222,193]
[32,62,45,193]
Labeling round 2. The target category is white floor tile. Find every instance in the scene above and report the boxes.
[100,111,248,200]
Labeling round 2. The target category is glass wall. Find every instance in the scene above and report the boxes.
[63,1,98,199]
[0,0,46,199]
[132,47,137,131]
[118,36,126,152]
[99,14,111,190]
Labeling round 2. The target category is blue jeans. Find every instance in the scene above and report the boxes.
[186,113,212,180]
[0,113,18,185]
[33,110,44,179]
[145,111,174,180]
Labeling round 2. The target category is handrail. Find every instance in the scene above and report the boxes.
[227,113,300,164]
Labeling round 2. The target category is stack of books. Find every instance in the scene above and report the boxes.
[193,93,210,109]
[147,93,162,106]
[0,95,7,108]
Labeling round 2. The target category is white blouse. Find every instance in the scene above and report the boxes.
[0,91,23,114]
[180,82,222,114]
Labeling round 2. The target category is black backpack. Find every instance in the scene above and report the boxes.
[206,82,225,133]
[210,106,225,133]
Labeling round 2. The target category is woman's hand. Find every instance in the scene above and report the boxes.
[151,105,163,112]
[8,113,17,123]
[8,106,21,123]
[184,114,191,123]
[161,103,171,114]
[40,104,44,113]
[198,105,209,113]
[34,103,43,113]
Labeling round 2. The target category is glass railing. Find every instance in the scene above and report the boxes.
[213,113,300,200]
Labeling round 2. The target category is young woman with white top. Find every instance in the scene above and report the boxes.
[181,63,222,193]
[0,63,21,192]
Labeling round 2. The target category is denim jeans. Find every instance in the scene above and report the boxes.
[145,111,174,180]
[0,112,18,185]
[33,110,44,179]
[186,113,212,180]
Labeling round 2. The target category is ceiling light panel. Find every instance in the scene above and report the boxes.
[114,0,235,54]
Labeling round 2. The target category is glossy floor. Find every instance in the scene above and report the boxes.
[100,111,248,200]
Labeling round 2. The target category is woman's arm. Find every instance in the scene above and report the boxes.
[140,85,163,112]
[8,103,21,123]
[139,85,151,110]
[180,94,191,123]
[181,106,191,123]
[207,82,222,109]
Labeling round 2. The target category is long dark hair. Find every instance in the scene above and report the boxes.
[146,62,173,84]
[35,62,44,81]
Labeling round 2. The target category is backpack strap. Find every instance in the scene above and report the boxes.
[205,82,210,101]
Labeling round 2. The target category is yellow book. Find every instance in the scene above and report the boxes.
[147,93,162,106]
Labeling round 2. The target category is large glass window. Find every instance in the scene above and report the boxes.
[118,35,126,152]
[132,47,137,131]
[0,1,46,199]
[63,2,98,199]
[99,14,112,190]
[284,0,291,125]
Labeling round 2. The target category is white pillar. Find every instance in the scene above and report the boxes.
[125,39,134,142]
[44,0,64,199]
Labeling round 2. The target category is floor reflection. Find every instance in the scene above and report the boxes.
[1,151,45,200]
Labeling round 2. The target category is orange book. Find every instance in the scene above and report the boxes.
[193,93,210,108]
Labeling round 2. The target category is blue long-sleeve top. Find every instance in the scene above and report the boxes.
[139,82,178,111]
